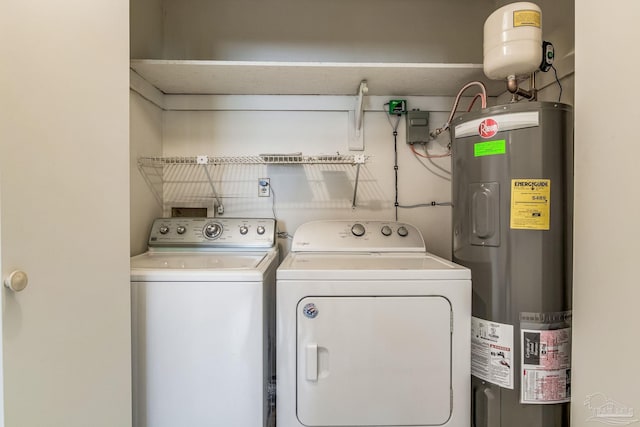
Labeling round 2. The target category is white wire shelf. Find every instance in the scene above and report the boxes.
[137,154,369,211]
[138,154,368,166]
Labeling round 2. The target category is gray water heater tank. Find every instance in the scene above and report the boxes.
[451,102,573,427]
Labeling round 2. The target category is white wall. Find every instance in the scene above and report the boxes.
[572,2,640,426]
[128,0,164,245]
[130,0,164,59]
[160,0,495,62]
[157,96,472,258]
[153,0,573,65]
[130,90,163,256]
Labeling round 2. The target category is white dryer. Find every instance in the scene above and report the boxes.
[131,217,278,427]
[276,220,471,427]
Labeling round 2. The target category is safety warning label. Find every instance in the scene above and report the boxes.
[521,328,572,404]
[471,317,514,389]
[510,179,551,230]
[513,10,541,28]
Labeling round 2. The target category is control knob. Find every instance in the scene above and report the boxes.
[239,226,249,235]
[203,222,223,240]
[351,223,366,237]
[176,226,186,235]
[381,225,392,236]
[159,225,169,235]
[256,226,266,235]
[397,226,409,237]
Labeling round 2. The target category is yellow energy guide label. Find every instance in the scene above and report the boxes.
[510,179,551,230]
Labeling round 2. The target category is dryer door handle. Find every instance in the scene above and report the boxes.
[306,343,318,381]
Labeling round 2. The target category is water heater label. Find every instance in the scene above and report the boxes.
[474,139,506,157]
[520,327,571,404]
[471,317,514,389]
[513,10,541,28]
[510,179,551,230]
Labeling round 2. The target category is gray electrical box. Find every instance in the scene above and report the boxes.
[406,110,429,144]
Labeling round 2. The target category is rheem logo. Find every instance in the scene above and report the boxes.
[479,118,499,138]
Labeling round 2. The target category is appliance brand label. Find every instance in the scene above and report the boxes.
[454,111,539,139]
[302,303,318,319]
[479,118,499,138]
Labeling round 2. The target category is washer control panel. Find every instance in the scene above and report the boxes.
[292,220,426,252]
[148,217,276,248]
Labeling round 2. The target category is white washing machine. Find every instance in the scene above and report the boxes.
[276,220,471,427]
[131,217,278,427]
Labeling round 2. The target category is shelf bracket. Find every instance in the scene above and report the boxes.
[197,155,225,215]
[137,162,164,209]
[348,80,368,151]
[351,154,366,208]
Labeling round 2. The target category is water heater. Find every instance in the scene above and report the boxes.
[451,102,573,427]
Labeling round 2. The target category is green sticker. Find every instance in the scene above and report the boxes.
[474,140,506,157]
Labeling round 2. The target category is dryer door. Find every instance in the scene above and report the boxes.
[296,296,452,426]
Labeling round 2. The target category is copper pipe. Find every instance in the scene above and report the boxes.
[507,73,537,101]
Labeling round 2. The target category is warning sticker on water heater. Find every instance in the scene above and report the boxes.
[521,328,572,404]
[510,179,551,230]
[471,317,514,389]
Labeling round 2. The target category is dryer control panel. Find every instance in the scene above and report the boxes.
[291,220,425,253]
[148,217,276,248]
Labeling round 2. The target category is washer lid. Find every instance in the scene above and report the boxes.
[130,250,277,281]
[131,252,266,269]
[277,252,470,281]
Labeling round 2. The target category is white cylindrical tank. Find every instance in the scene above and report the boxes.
[483,2,542,80]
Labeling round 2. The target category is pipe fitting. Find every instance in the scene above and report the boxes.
[506,74,537,101]
[507,76,519,94]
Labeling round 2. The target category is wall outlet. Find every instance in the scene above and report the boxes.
[258,178,271,197]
